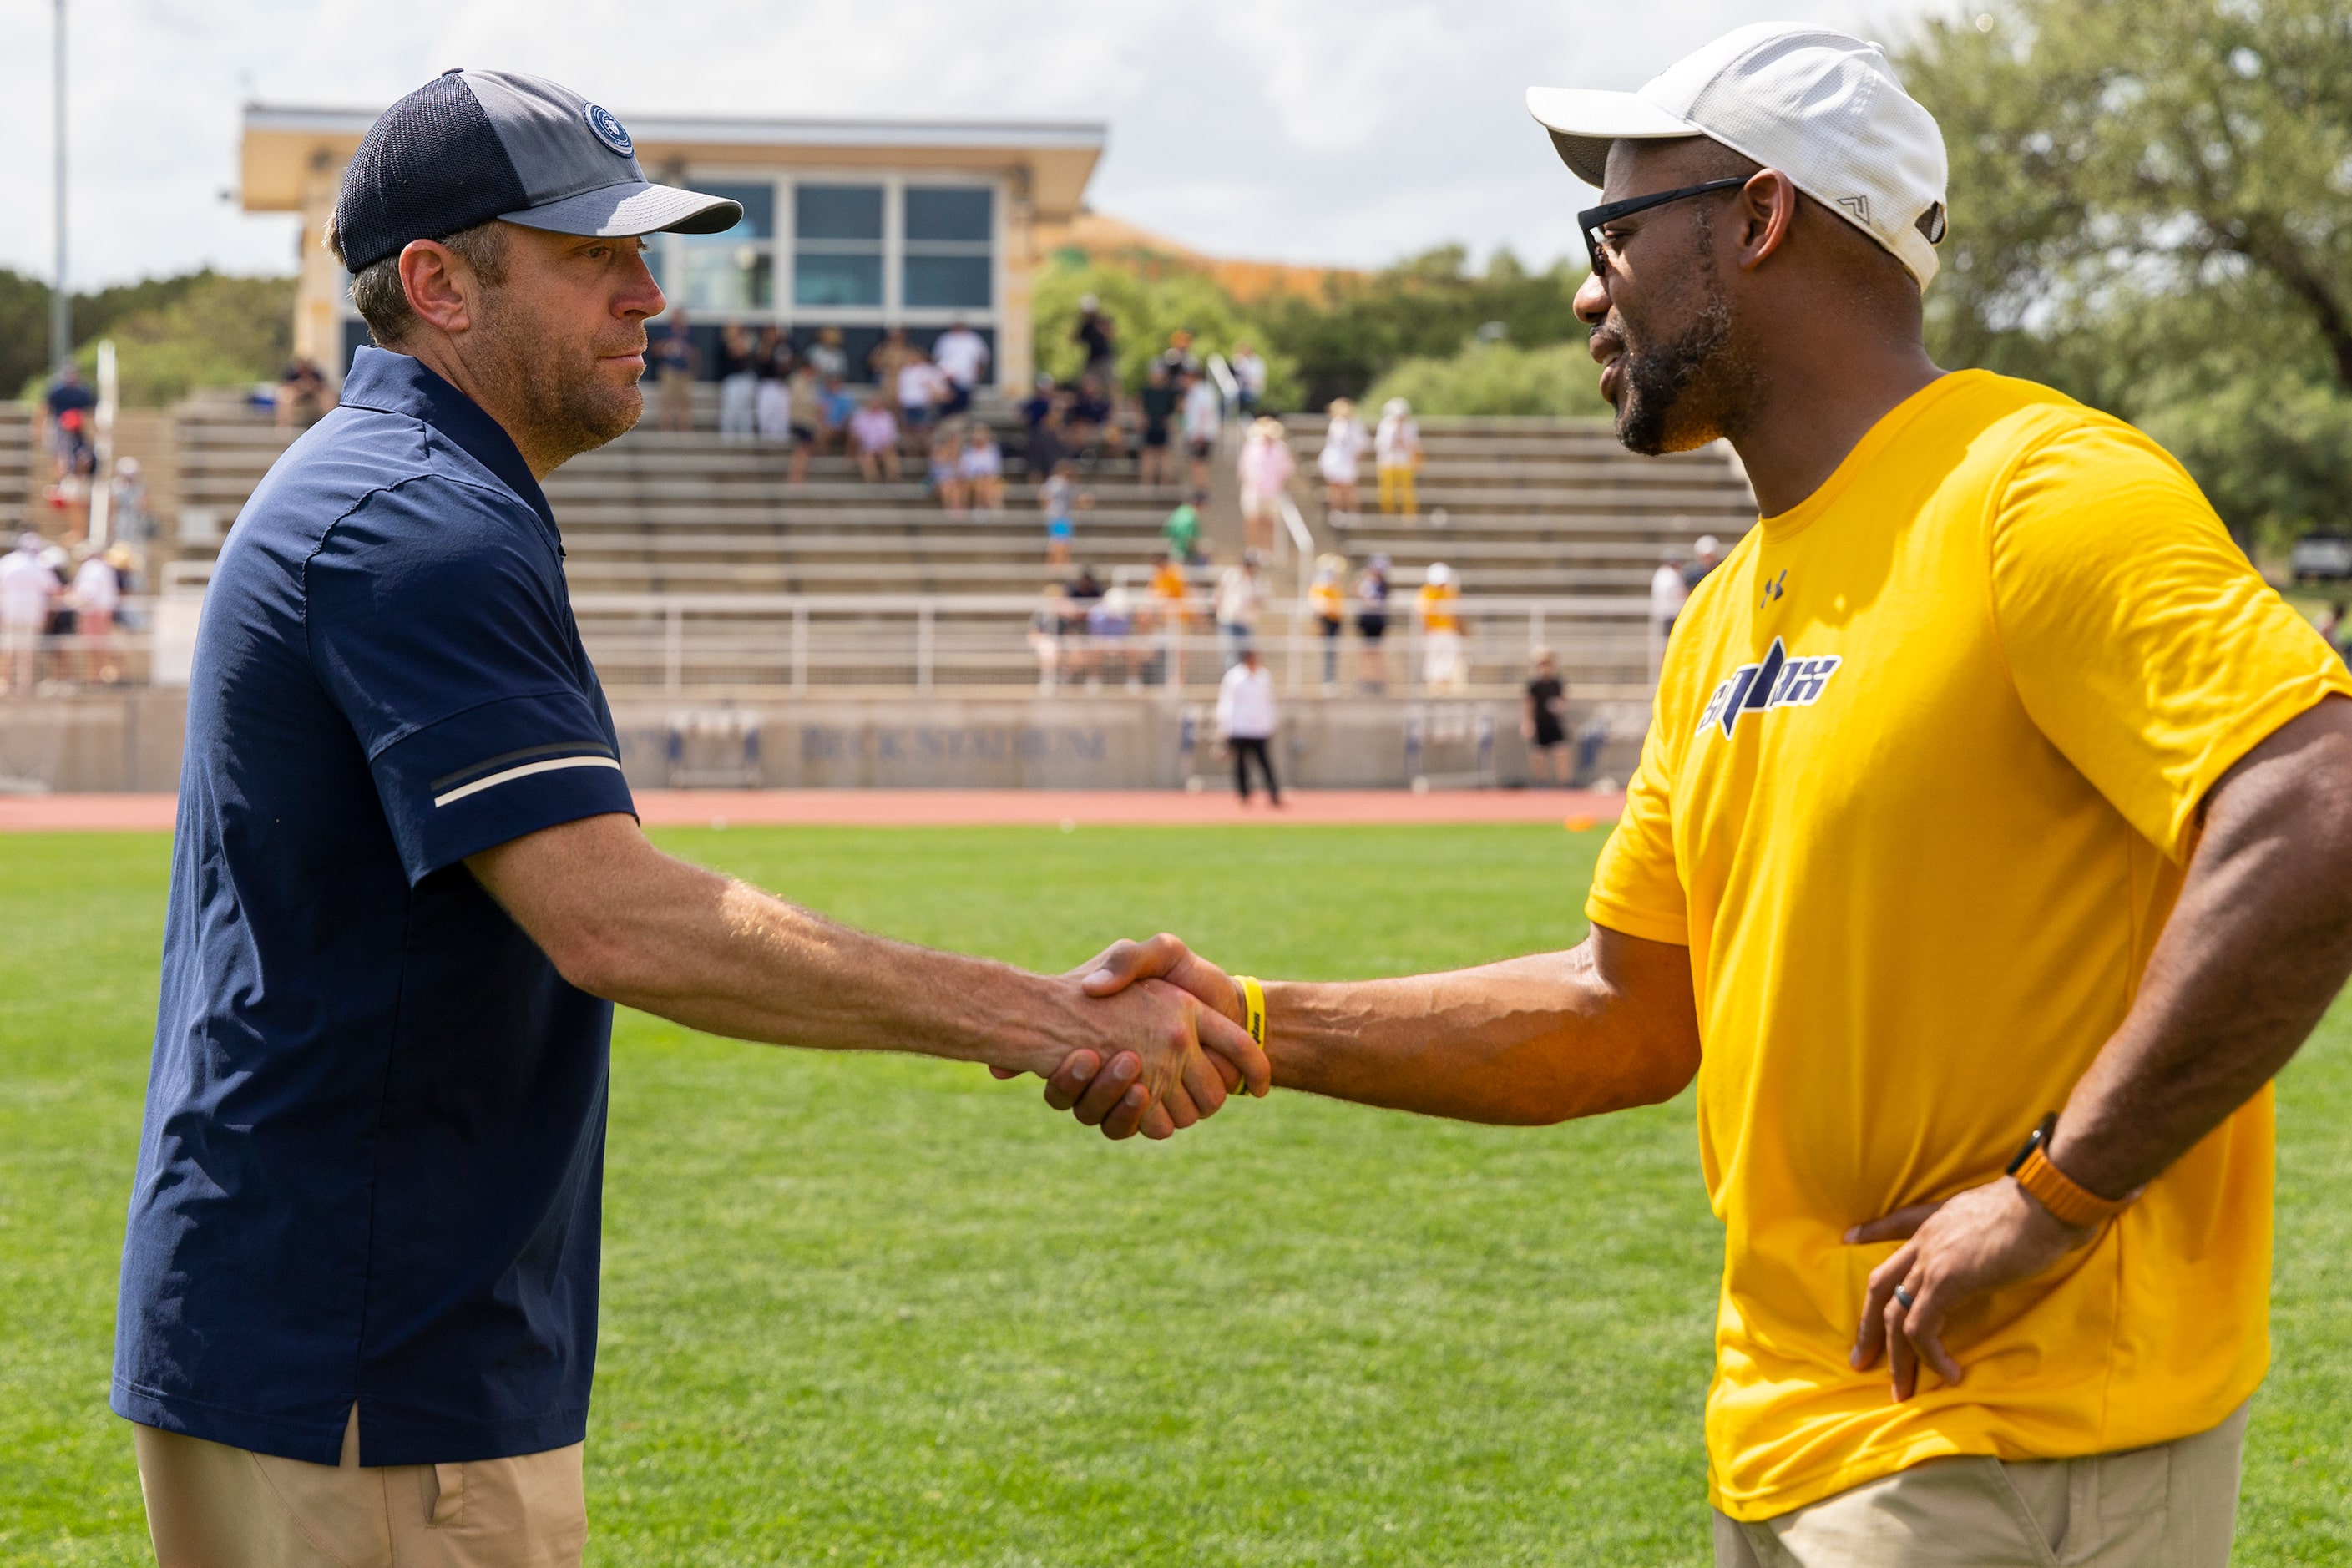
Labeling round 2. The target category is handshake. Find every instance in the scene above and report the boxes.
[993,933,1271,1141]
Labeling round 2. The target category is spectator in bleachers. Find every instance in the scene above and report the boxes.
[1237,417,1295,555]
[807,326,849,382]
[1216,647,1282,807]
[1159,328,1201,377]
[276,357,328,430]
[959,425,1005,515]
[1682,534,1725,590]
[652,311,697,432]
[1318,397,1368,523]
[73,543,124,685]
[1162,489,1206,565]
[1090,587,1141,690]
[1309,553,1348,691]
[1215,549,1266,671]
[928,420,969,516]
[1075,296,1120,386]
[1651,545,1690,638]
[1418,562,1467,693]
[786,357,828,453]
[109,458,153,546]
[1355,553,1393,692]
[898,354,947,453]
[755,338,797,465]
[1149,553,1191,685]
[43,364,96,478]
[718,325,759,441]
[1029,583,1073,693]
[0,533,58,695]
[1070,372,1120,462]
[1024,391,1071,486]
[1039,461,1089,568]
[932,320,990,417]
[1230,341,1268,418]
[849,397,901,483]
[52,413,95,543]
[1523,648,1568,787]
[1375,397,1423,516]
[869,326,918,388]
[1137,362,1180,488]
[1181,369,1222,492]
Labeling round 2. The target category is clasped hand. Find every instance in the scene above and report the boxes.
[992,934,1257,1140]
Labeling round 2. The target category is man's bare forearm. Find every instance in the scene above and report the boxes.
[1258,929,1701,1124]
[2053,698,2352,1197]
[470,814,1123,1077]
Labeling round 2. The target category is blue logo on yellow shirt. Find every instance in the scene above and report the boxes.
[1697,637,1842,739]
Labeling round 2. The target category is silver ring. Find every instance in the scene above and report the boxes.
[1894,1285,1916,1310]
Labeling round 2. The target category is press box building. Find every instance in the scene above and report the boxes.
[239,102,1108,393]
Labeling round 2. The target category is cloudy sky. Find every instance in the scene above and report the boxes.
[3,0,1952,289]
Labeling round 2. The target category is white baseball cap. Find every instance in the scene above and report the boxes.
[1527,21,1948,289]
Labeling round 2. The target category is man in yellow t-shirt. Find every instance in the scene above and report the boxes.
[1036,23,2352,1568]
[1417,563,1466,692]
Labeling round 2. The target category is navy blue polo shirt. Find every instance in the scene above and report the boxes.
[112,347,637,1466]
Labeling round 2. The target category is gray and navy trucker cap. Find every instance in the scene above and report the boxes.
[333,69,741,274]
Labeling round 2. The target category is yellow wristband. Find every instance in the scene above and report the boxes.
[1234,975,1267,1050]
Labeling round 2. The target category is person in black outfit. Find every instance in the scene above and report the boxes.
[1524,647,1568,787]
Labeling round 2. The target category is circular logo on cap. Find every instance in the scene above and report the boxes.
[583,104,634,157]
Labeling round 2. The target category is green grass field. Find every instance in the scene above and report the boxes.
[3,825,2347,1565]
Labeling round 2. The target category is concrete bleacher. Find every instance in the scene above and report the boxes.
[159,395,1179,597]
[0,406,33,535]
[1289,414,1756,595]
[161,402,1757,602]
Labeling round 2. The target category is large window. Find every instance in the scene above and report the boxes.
[794,184,885,308]
[645,173,999,326]
[677,182,774,311]
[902,185,994,309]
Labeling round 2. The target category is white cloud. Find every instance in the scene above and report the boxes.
[0,0,1950,289]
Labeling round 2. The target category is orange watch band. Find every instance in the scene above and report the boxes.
[2014,1145,2128,1228]
[2005,1112,2130,1229]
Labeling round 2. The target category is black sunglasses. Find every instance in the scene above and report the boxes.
[1578,176,1753,275]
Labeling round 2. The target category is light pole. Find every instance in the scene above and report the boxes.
[51,0,70,375]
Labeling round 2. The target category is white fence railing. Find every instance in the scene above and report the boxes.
[0,592,1662,700]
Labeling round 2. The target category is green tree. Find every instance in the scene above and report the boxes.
[1901,0,2352,545]
[1365,341,1612,419]
[1030,260,1300,407]
[1252,247,1593,409]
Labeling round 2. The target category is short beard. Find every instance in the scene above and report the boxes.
[469,291,645,469]
[1610,221,1763,457]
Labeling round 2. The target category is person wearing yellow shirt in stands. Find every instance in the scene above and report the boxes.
[1046,24,2352,1567]
[1416,562,1465,692]
[1149,554,1191,686]
[1308,554,1348,691]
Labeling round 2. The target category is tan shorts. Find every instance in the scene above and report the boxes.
[1714,1401,2248,1568]
[134,1406,585,1568]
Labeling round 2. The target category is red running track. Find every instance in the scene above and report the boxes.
[0,789,1625,834]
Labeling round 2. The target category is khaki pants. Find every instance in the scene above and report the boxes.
[134,1407,585,1568]
[1715,1402,2248,1567]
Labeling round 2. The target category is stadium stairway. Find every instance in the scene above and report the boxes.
[1285,414,1755,595]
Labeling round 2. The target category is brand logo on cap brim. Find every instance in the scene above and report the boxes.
[584,104,634,157]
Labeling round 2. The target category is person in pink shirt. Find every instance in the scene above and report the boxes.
[849,398,902,483]
[1236,417,1295,554]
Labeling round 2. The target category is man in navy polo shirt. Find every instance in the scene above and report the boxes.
[114,71,1265,1565]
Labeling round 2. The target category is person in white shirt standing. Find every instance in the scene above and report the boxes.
[0,533,60,694]
[73,544,124,684]
[1181,369,1223,491]
[1229,341,1269,417]
[1318,398,1368,522]
[1216,647,1282,807]
[932,321,990,418]
[1214,549,1266,671]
